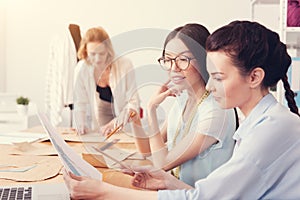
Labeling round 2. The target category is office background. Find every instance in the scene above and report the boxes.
[0,0,279,123]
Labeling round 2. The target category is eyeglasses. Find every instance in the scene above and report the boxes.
[158,55,195,71]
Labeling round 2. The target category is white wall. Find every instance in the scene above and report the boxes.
[252,3,280,32]
[1,0,253,114]
[0,4,6,92]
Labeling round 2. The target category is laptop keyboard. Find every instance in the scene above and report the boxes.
[0,186,32,200]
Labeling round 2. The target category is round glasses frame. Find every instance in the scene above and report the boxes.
[158,55,195,71]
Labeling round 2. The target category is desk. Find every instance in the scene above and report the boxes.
[0,126,151,189]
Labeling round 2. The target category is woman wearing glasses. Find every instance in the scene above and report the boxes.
[145,23,236,186]
[73,27,141,135]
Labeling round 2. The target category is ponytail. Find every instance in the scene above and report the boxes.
[282,75,300,117]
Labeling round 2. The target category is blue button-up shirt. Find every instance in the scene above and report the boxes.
[158,94,300,199]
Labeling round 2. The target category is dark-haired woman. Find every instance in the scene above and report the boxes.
[146,23,236,186]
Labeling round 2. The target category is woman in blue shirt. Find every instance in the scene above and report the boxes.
[63,21,300,200]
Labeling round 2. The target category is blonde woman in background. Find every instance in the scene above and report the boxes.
[73,27,141,135]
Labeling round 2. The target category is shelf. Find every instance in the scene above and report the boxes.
[285,32,300,47]
[251,0,279,5]
[286,27,300,32]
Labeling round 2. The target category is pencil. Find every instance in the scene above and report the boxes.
[129,111,136,118]
[105,111,136,141]
[105,124,123,141]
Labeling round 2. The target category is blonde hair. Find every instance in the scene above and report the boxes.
[78,27,115,65]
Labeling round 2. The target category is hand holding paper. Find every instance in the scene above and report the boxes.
[38,112,102,180]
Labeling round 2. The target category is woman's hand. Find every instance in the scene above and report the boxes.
[63,168,160,200]
[76,125,88,135]
[131,165,193,191]
[99,120,114,136]
[99,108,138,136]
[63,169,103,200]
[74,111,89,135]
[130,166,169,190]
[114,108,138,129]
[147,80,177,110]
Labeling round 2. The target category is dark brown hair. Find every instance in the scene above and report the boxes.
[162,23,210,83]
[206,20,299,116]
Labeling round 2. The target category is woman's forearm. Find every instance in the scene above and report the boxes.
[149,137,168,168]
[147,105,160,136]
[147,105,167,153]
[102,182,158,200]
[131,118,151,155]
[164,176,194,190]
[147,105,170,168]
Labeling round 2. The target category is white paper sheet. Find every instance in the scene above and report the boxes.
[38,112,102,180]
[0,132,48,144]
[87,144,134,168]
[62,132,106,143]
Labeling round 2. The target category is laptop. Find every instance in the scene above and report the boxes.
[0,112,102,200]
[0,183,69,200]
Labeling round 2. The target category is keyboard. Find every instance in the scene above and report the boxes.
[0,186,32,200]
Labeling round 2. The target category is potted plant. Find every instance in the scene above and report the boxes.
[16,96,30,115]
